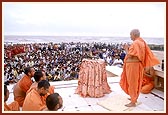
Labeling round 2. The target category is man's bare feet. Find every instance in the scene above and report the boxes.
[127,98,137,103]
[125,102,136,107]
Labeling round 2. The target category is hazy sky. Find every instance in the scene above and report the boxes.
[3,2,166,37]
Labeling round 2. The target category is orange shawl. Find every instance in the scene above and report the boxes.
[120,37,160,98]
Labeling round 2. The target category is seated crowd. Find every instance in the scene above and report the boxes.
[4,42,126,84]
[3,42,126,111]
[4,42,156,111]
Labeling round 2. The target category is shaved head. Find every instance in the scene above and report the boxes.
[130,29,140,37]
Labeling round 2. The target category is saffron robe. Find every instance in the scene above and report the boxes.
[141,75,154,94]
[4,101,20,111]
[22,89,46,111]
[120,37,160,103]
[13,74,33,107]
[26,82,55,104]
[141,67,155,94]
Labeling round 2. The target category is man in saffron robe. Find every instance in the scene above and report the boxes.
[4,84,20,111]
[13,67,35,107]
[120,29,160,107]
[141,66,155,94]
[22,80,50,111]
[26,70,55,104]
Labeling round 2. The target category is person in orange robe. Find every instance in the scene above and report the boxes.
[22,80,50,111]
[4,84,20,111]
[141,66,155,94]
[13,67,35,107]
[120,29,160,107]
[26,70,55,104]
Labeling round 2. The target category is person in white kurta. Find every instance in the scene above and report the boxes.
[112,54,123,68]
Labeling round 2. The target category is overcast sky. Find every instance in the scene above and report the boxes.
[3,2,166,37]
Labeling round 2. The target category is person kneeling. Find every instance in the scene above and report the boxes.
[141,66,155,94]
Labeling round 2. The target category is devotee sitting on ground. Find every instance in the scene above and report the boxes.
[120,50,126,61]
[6,73,17,84]
[141,66,155,94]
[43,93,63,111]
[4,42,127,83]
[53,71,61,81]
[13,66,35,107]
[4,84,20,111]
[112,54,123,68]
[22,80,50,111]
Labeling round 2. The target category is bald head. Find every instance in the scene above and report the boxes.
[130,29,140,41]
[130,29,140,38]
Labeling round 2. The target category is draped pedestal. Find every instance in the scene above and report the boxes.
[75,59,111,97]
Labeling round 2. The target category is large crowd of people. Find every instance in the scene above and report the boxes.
[3,29,161,111]
[4,42,126,85]
[4,41,127,111]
